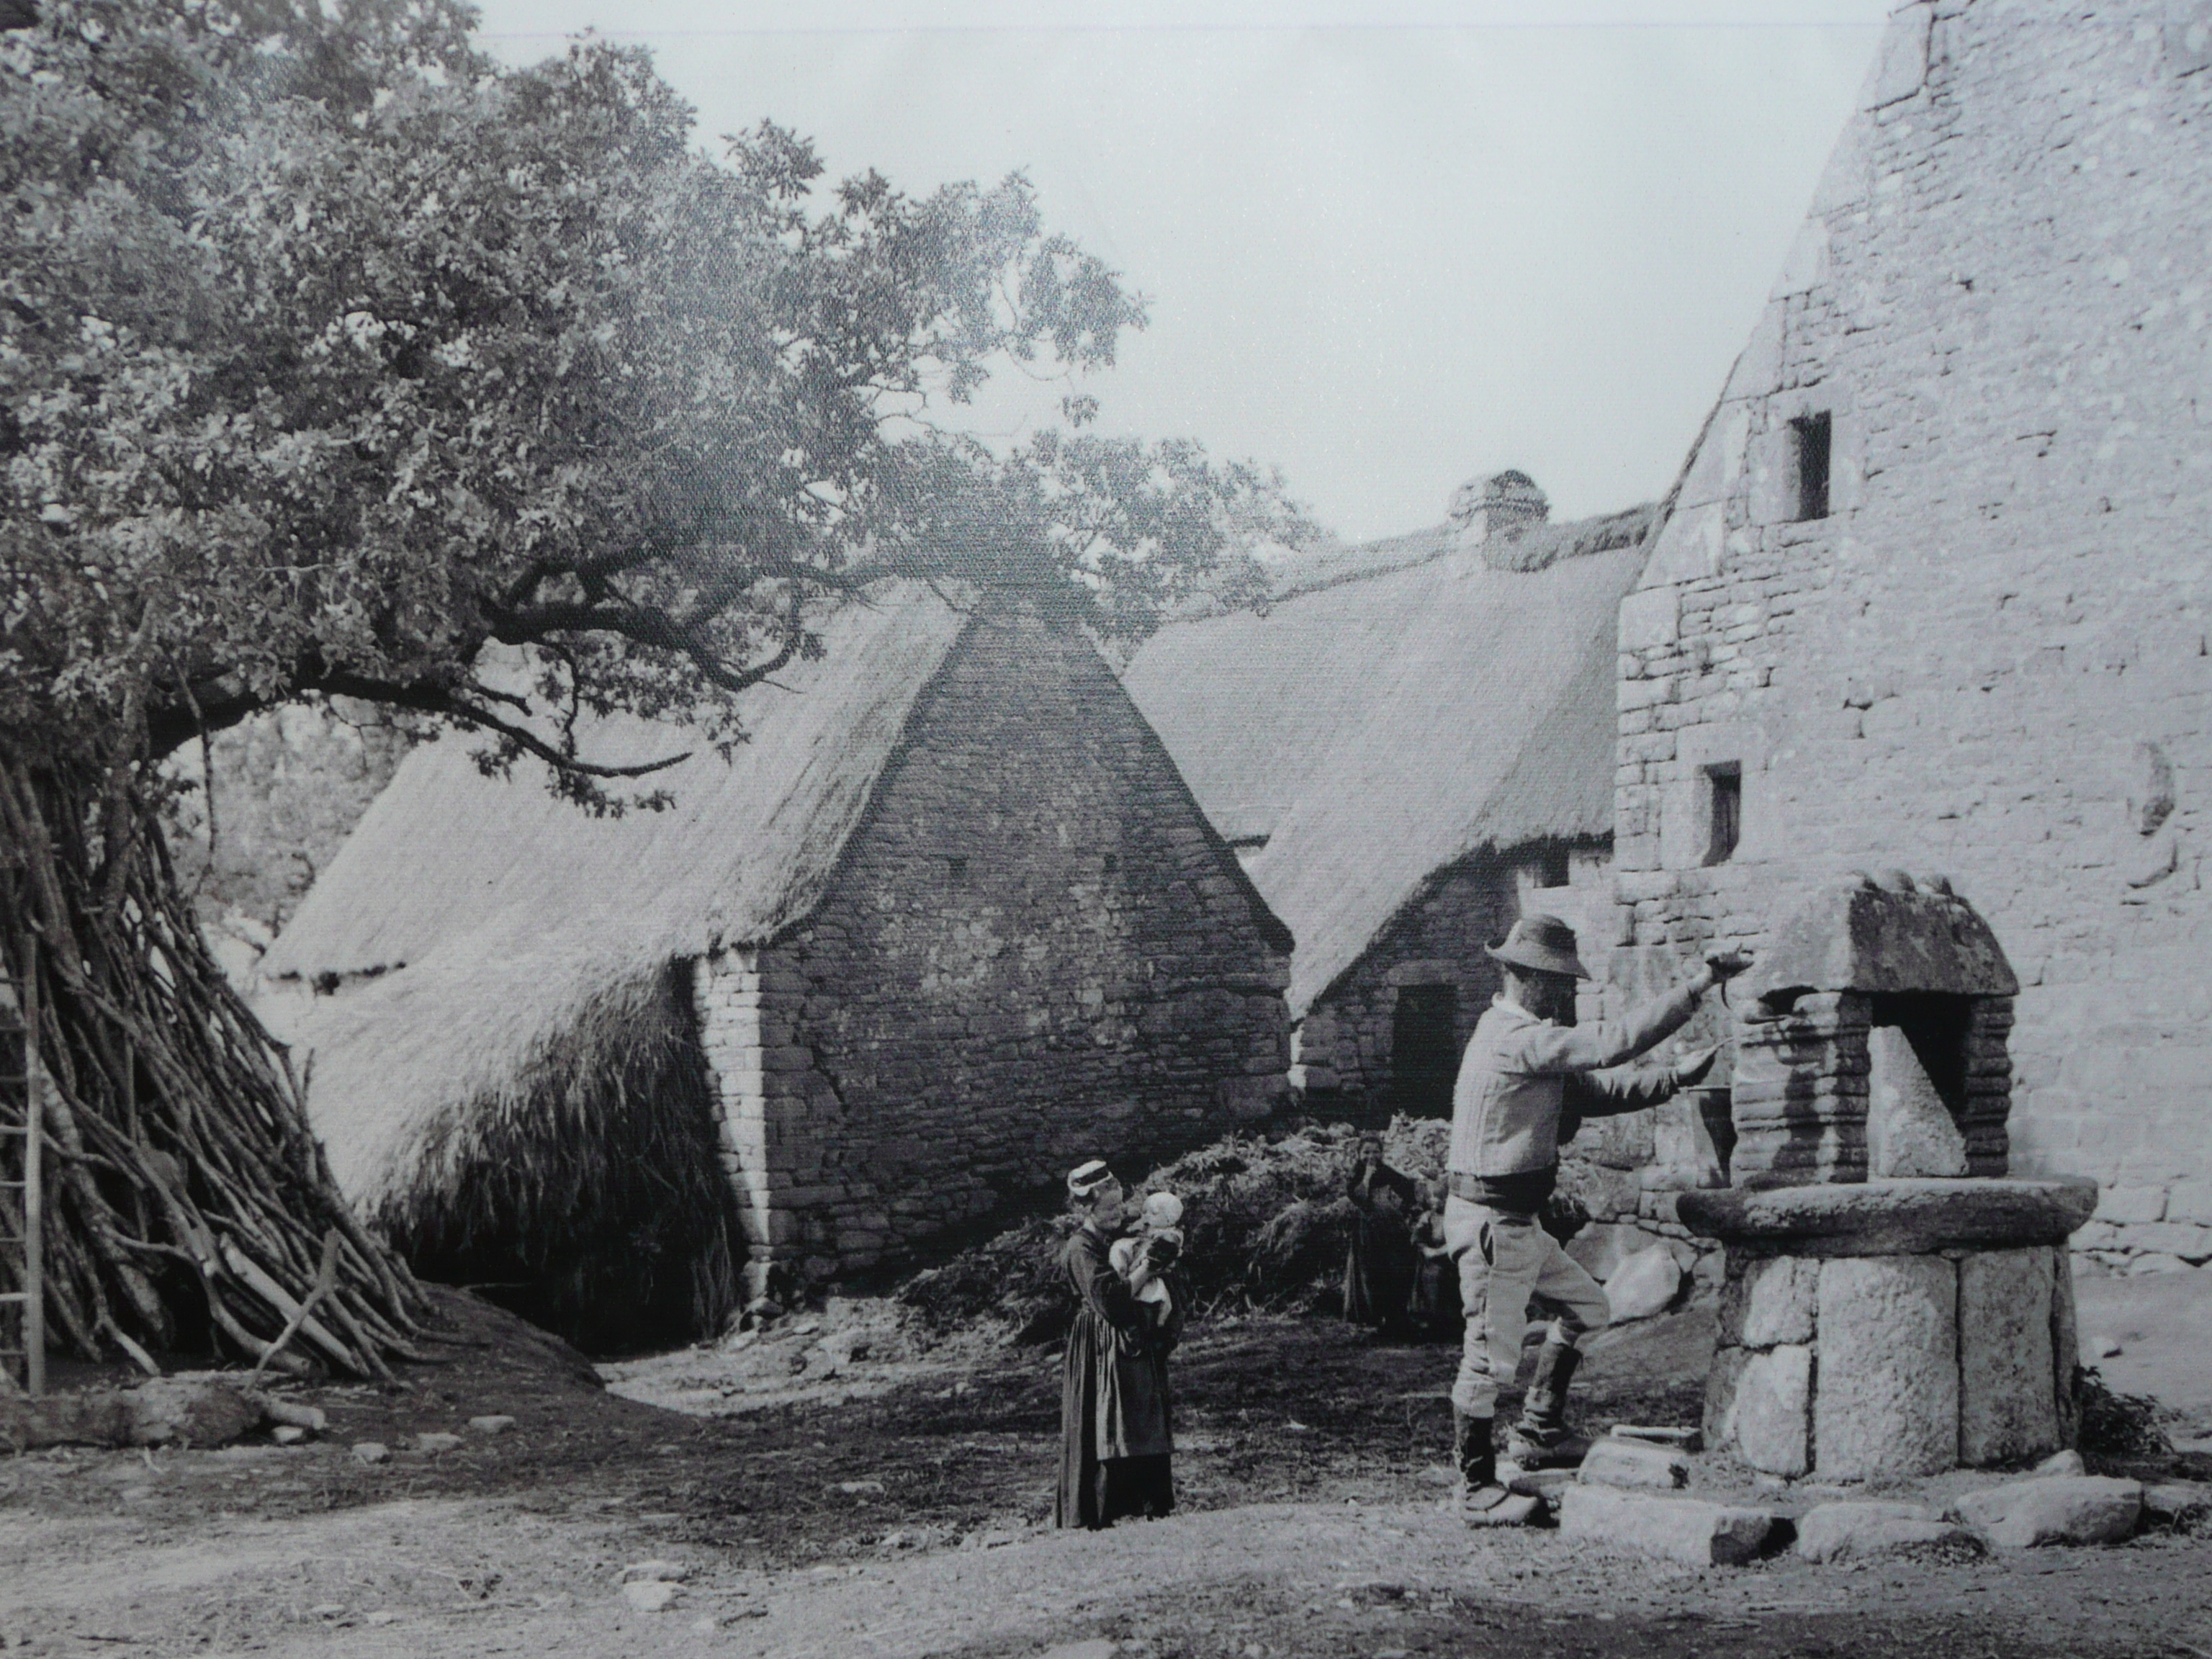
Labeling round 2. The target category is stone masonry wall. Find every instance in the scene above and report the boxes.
[696,607,1292,1286]
[1611,0,2212,1272]
[1295,842,1610,1118]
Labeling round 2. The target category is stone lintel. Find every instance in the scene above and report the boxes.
[1744,881,2020,1002]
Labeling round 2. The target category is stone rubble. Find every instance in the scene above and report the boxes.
[1951,1475,2144,1549]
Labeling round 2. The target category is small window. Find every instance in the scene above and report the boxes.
[945,855,969,886]
[1534,845,1570,889]
[1102,853,1118,876]
[1705,764,1742,866]
[1791,412,1831,522]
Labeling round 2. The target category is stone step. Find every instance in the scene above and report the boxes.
[1557,1483,1776,1567]
[1578,1436,1691,1491]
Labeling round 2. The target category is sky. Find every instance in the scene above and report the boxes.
[465,1,1897,545]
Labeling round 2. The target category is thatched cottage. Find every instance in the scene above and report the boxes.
[260,585,1292,1347]
[1608,0,2212,1270]
[1123,476,1651,1122]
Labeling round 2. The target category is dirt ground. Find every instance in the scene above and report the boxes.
[2,1271,2208,1659]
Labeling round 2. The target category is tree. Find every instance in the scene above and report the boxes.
[0,0,1313,1371]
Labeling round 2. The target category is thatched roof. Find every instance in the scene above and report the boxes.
[258,583,973,1221]
[1123,508,1650,1016]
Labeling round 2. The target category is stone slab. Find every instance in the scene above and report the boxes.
[1677,1177,2097,1254]
[1718,1254,1817,1347]
[1734,1344,1812,1477]
[1866,1025,1970,1179]
[1959,1249,2059,1466]
[1557,1484,1775,1568]
[1796,1501,1979,1563]
[1743,881,2018,1002]
[1951,1476,2143,1549]
[1815,1255,1959,1480]
[1580,1438,1691,1491]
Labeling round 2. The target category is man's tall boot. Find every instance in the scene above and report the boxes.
[1453,1408,1537,1528]
[1506,1340,1583,1467]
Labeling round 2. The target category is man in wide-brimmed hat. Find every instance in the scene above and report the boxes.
[1444,914,1750,1525]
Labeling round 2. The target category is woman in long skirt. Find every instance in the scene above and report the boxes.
[1342,1136,1418,1335]
[1054,1160,1184,1529]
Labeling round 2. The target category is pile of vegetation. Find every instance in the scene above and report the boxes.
[896,1116,1586,1345]
[2076,1366,2176,1462]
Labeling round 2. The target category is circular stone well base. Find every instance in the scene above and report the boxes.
[1683,1179,2093,1483]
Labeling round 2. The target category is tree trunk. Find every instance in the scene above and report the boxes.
[0,737,428,1377]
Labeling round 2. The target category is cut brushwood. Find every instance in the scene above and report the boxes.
[0,746,428,1376]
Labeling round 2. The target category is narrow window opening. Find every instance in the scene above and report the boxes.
[945,855,969,886]
[1791,412,1832,522]
[1705,764,1742,866]
[1102,853,1119,876]
[1534,845,1571,889]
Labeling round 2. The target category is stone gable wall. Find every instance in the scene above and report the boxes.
[696,608,1292,1286]
[1293,842,1611,1118]
[1611,0,2212,1272]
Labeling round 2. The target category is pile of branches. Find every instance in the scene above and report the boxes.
[1,747,431,1379]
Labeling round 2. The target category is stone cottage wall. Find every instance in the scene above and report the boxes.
[1609,0,2212,1273]
[1295,842,1611,1118]
[696,608,1292,1286]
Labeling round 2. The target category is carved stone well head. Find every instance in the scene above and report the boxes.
[1677,873,2098,1482]
[1727,871,2018,1190]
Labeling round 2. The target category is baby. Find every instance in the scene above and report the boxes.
[1109,1190,1185,1325]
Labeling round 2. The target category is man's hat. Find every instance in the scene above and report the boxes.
[1067,1159,1115,1198]
[1485,914,1591,980]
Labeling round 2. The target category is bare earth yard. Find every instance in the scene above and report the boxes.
[2,1272,2207,1659]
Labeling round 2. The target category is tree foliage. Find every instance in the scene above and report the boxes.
[2,0,1313,796]
[0,0,1314,1372]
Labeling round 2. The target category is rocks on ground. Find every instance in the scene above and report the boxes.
[1557,1483,1775,1567]
[620,1580,681,1613]
[1951,1475,2144,1548]
[1795,1501,1982,1563]
[2142,1480,2212,1532]
[0,1372,328,1451]
[1578,1436,1690,1491]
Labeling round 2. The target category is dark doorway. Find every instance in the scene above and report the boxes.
[1391,984,1461,1118]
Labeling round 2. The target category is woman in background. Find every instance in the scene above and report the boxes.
[1055,1160,1183,1529]
[1342,1136,1419,1337]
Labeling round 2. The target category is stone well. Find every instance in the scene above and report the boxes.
[1678,873,2097,1482]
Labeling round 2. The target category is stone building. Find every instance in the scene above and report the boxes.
[1606,0,2212,1272]
[258,585,1292,1347]
[1124,477,1651,1122]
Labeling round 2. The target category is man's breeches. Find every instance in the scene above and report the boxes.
[1443,1195,1610,1418]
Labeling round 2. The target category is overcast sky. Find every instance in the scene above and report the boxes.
[467,1,1896,544]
